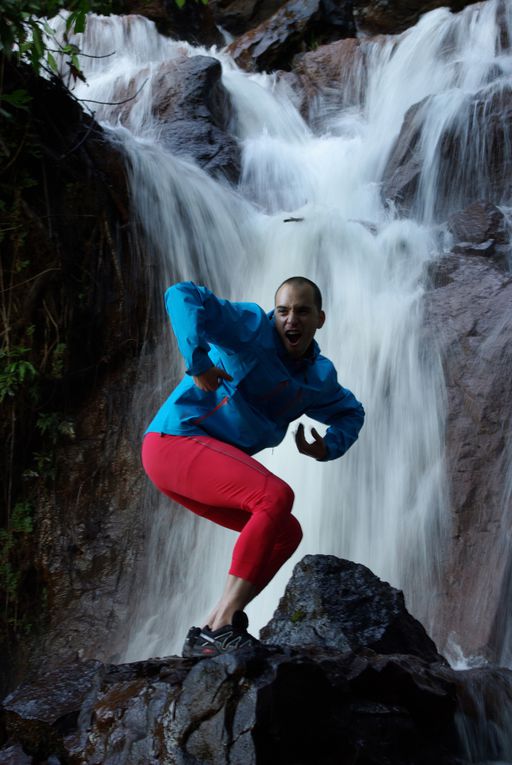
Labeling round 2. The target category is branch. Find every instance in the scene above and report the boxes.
[76,77,149,106]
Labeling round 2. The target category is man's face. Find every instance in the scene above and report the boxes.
[274,283,325,359]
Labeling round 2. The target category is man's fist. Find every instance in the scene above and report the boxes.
[295,423,327,460]
[193,366,233,392]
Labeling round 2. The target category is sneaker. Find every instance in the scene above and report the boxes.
[182,610,260,658]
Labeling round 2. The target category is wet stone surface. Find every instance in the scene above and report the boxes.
[0,555,482,764]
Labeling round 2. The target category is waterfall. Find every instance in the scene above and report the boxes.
[51,0,511,670]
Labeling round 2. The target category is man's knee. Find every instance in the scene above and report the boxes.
[289,514,303,551]
[270,479,295,515]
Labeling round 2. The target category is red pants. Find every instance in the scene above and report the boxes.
[142,433,302,590]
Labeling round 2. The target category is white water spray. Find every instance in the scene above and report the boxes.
[51,1,512,666]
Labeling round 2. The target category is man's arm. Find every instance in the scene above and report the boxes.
[165,282,265,377]
[302,371,365,461]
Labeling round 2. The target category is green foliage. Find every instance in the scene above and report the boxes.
[0,500,34,631]
[0,0,98,75]
[0,346,38,403]
[0,0,204,79]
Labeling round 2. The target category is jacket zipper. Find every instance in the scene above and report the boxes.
[193,396,230,424]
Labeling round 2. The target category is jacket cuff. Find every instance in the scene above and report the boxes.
[186,350,213,377]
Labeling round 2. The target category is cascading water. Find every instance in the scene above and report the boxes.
[51,0,512,699]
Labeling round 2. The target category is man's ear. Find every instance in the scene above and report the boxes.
[317,310,326,329]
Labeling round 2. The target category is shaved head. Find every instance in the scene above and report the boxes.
[275,276,322,311]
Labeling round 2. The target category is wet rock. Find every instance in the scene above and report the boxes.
[382,84,512,219]
[380,96,427,213]
[0,59,151,695]
[282,35,389,123]
[423,255,512,659]
[448,200,509,259]
[227,0,355,73]
[0,743,33,764]
[353,0,480,35]
[209,0,285,36]
[113,0,223,46]
[2,661,104,761]
[152,55,241,182]
[261,555,445,662]
[0,645,463,765]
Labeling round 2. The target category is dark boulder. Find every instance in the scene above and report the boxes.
[0,645,461,764]
[208,0,286,36]
[1,661,104,761]
[227,0,355,73]
[112,0,224,46]
[353,0,481,35]
[151,55,241,182]
[261,555,445,662]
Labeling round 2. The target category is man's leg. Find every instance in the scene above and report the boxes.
[142,433,303,628]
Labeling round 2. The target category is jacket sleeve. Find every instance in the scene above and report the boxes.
[305,367,365,461]
[165,282,264,376]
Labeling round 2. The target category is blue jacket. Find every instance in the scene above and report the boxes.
[145,282,365,460]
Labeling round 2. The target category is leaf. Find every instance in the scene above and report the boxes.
[1,89,33,109]
[73,10,86,34]
[32,23,44,57]
[47,51,58,72]
[175,0,186,7]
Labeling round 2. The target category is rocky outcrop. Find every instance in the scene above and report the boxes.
[209,0,286,36]
[113,0,223,46]
[353,0,480,35]
[424,254,512,659]
[261,555,444,662]
[382,84,512,218]
[151,55,241,182]
[280,35,389,123]
[1,554,488,765]
[448,200,509,259]
[227,0,355,72]
[0,60,152,694]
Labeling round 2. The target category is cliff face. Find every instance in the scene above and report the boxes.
[0,59,153,691]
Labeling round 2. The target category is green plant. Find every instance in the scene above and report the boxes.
[0,500,34,627]
[0,0,107,75]
[0,346,37,402]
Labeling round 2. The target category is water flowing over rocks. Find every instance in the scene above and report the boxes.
[1,554,491,764]
[352,0,478,34]
[151,55,241,182]
[280,36,388,122]
[226,0,356,72]
[382,84,512,219]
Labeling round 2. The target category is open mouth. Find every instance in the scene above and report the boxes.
[285,331,302,346]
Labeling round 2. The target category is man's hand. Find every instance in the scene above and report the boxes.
[193,366,233,392]
[295,423,327,460]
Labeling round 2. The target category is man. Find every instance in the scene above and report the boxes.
[142,277,364,657]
